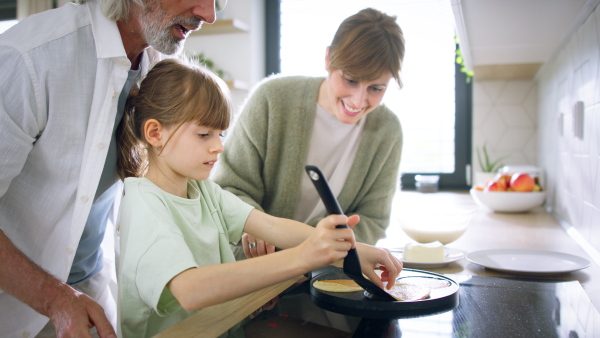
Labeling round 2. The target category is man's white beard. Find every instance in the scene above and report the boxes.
[139,0,201,55]
[143,20,182,55]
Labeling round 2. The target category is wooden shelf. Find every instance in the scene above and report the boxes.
[191,18,249,36]
[225,79,249,90]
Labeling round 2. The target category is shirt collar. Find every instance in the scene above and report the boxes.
[87,0,126,59]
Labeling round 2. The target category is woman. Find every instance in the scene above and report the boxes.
[214,8,405,260]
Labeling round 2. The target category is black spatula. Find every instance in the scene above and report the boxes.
[305,165,396,301]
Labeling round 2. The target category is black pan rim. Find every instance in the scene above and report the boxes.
[309,267,460,319]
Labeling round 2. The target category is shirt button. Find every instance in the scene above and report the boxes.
[112,91,117,98]
[97,142,105,149]
[121,60,129,66]
[22,331,30,338]
[66,247,73,254]
[80,196,89,202]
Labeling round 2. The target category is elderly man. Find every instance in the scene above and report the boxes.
[0,0,215,336]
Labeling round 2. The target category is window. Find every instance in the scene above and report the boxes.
[265,0,472,190]
[0,0,16,21]
[0,0,17,34]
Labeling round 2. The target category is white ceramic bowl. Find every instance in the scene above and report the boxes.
[398,208,473,245]
[470,188,546,213]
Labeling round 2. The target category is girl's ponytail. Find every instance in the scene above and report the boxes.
[117,86,146,180]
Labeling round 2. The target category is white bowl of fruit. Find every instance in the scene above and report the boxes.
[470,172,545,213]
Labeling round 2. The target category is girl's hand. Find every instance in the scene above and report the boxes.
[345,214,403,289]
[356,243,403,290]
[242,233,275,258]
[297,214,357,271]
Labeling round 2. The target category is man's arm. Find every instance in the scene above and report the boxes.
[0,230,116,337]
[0,46,115,337]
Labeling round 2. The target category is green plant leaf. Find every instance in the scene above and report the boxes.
[475,143,510,172]
[188,53,226,79]
[455,35,473,83]
[488,156,508,173]
[476,147,486,172]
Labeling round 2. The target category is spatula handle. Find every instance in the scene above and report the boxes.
[304,165,396,301]
[305,165,347,228]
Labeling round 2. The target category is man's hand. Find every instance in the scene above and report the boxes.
[48,285,116,338]
[0,231,115,337]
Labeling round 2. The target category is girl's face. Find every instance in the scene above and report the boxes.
[319,68,393,125]
[158,121,224,184]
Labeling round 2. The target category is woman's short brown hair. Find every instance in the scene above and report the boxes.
[328,8,405,88]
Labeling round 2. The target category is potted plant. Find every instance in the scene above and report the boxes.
[473,143,509,187]
[188,53,226,79]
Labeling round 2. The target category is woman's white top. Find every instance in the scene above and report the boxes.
[293,104,366,223]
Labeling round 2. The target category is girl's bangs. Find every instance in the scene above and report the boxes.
[184,74,231,131]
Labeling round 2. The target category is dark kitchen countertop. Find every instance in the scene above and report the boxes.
[243,190,600,337]
[379,191,600,308]
[244,273,599,337]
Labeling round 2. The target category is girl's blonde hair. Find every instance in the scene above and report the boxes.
[117,58,231,180]
[328,8,405,88]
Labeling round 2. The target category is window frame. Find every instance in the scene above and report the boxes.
[264,0,472,191]
[0,0,17,21]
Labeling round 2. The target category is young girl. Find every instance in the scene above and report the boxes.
[116,58,402,337]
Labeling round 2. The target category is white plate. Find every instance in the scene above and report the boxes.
[466,249,591,275]
[391,247,465,268]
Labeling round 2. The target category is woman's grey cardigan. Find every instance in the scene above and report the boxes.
[213,75,403,253]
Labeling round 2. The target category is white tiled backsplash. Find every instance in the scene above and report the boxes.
[472,80,538,170]
[472,7,600,255]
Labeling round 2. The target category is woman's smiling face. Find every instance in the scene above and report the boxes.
[320,68,393,125]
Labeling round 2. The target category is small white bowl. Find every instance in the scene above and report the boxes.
[398,208,473,245]
[470,188,546,213]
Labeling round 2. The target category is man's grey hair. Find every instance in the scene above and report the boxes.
[74,0,144,21]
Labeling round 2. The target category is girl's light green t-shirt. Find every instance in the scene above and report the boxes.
[117,177,253,337]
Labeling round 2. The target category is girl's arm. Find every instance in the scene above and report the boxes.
[246,209,402,289]
[167,211,402,311]
[167,213,355,311]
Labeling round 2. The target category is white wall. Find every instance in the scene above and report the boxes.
[537,6,600,254]
[183,0,265,117]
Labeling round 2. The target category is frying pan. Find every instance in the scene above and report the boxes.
[305,165,396,301]
[309,265,459,319]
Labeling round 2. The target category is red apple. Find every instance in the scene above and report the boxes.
[494,174,512,188]
[510,173,535,192]
[485,180,507,191]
